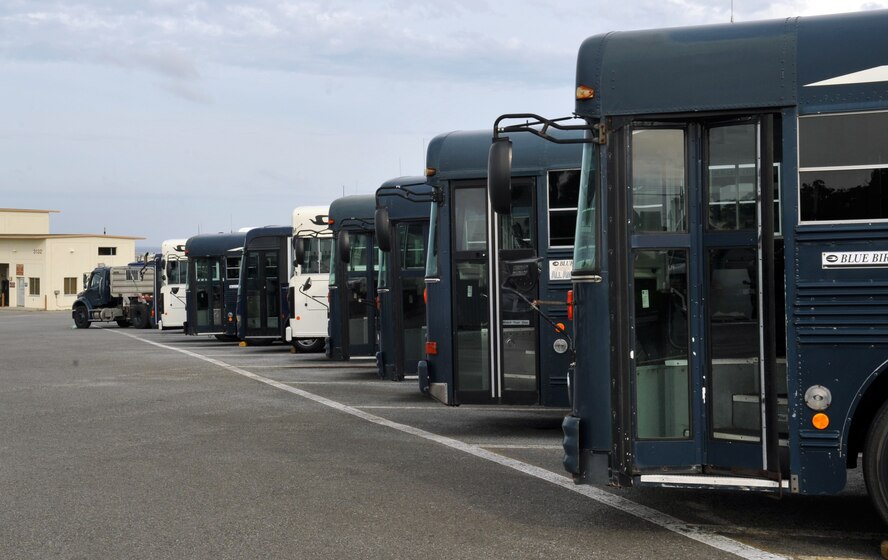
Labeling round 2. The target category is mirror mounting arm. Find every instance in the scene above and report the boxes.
[493,113,606,145]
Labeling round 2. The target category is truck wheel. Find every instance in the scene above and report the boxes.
[864,399,888,526]
[131,304,150,329]
[294,338,324,353]
[116,319,131,328]
[72,305,91,329]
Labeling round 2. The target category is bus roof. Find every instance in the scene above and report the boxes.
[329,194,375,233]
[292,206,331,236]
[161,238,187,255]
[575,10,888,118]
[184,232,247,257]
[243,225,291,247]
[426,129,583,181]
[375,176,433,221]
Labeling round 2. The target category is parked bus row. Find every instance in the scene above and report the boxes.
[72,10,888,528]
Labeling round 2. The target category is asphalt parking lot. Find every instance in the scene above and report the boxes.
[1,310,885,559]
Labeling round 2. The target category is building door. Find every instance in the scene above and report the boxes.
[16,277,25,307]
[0,263,8,306]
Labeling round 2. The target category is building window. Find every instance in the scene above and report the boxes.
[800,111,888,222]
[98,247,117,256]
[29,277,40,296]
[64,277,77,295]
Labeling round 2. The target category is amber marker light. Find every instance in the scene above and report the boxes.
[328,218,334,225]
[812,413,830,430]
[576,85,595,100]
[555,322,566,333]
[426,341,438,355]
[425,167,437,177]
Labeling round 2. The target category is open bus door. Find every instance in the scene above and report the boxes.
[338,230,377,357]
[614,115,787,487]
[451,178,540,405]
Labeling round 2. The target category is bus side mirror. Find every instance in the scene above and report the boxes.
[293,238,305,267]
[375,207,392,252]
[338,231,351,264]
[488,138,513,215]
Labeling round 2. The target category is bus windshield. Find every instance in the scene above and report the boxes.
[573,142,598,273]
[425,203,439,278]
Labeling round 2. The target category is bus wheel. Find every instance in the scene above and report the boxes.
[214,334,239,342]
[294,338,324,353]
[130,304,150,329]
[864,399,888,526]
[73,305,91,329]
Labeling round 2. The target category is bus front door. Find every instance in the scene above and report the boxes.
[344,232,376,357]
[624,117,786,484]
[452,178,539,405]
[244,249,281,337]
[194,258,223,333]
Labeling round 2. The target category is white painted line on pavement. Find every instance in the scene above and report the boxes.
[108,328,787,560]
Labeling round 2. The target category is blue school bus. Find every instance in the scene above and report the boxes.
[488,10,888,523]
[421,130,582,405]
[236,226,292,344]
[327,195,378,361]
[185,232,246,341]
[374,176,434,380]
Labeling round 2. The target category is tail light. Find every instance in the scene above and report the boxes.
[425,341,438,355]
[423,288,428,305]
[567,289,574,321]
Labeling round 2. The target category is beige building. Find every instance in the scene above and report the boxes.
[0,208,143,311]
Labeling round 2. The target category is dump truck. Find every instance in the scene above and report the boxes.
[72,262,155,329]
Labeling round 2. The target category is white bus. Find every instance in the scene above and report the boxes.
[156,238,188,330]
[286,206,333,352]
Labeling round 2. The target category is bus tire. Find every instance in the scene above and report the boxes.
[864,398,888,526]
[73,305,91,329]
[294,338,324,353]
[131,304,150,329]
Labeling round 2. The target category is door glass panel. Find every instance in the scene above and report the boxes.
[708,248,762,441]
[265,252,279,329]
[455,261,490,392]
[498,177,537,396]
[401,276,426,369]
[499,178,534,250]
[348,234,370,273]
[708,124,757,230]
[246,253,261,329]
[632,129,687,232]
[454,189,488,252]
[633,249,691,439]
[347,276,370,346]
[399,222,426,269]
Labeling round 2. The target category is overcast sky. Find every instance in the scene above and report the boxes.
[1,0,885,248]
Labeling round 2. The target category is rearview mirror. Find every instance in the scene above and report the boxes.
[294,237,305,267]
[488,138,513,215]
[338,231,351,264]
[375,207,392,252]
